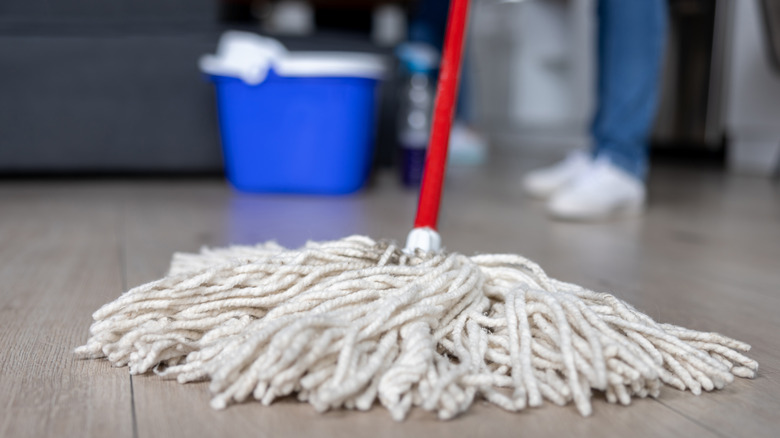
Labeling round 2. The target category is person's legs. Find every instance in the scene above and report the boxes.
[409,0,450,48]
[591,0,668,180]
[409,0,472,122]
[525,0,668,219]
[408,0,485,164]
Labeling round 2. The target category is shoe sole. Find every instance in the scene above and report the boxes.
[522,182,568,200]
[547,200,645,222]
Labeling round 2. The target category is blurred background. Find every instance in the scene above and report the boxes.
[1,0,779,180]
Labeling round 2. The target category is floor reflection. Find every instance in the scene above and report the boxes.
[225,192,368,248]
[545,218,645,295]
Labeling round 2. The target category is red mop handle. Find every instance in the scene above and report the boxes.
[413,0,471,230]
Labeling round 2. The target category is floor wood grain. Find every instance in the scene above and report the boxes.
[0,185,133,438]
[1,153,778,437]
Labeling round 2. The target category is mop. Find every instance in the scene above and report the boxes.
[76,0,757,421]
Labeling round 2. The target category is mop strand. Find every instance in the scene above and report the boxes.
[75,235,757,420]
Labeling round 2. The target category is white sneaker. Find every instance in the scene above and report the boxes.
[449,123,488,166]
[547,157,645,221]
[522,151,592,199]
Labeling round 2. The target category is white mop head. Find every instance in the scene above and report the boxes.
[76,235,757,420]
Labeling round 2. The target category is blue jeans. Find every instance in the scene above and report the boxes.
[592,0,668,180]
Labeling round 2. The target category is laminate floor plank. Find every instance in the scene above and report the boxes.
[0,183,133,438]
[3,153,777,438]
[115,165,771,438]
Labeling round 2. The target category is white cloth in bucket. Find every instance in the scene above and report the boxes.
[199,31,386,85]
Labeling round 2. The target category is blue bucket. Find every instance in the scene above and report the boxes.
[201,33,386,194]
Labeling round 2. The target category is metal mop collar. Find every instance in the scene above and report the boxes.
[76,0,757,421]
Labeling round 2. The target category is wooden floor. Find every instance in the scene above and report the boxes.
[1,152,779,438]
